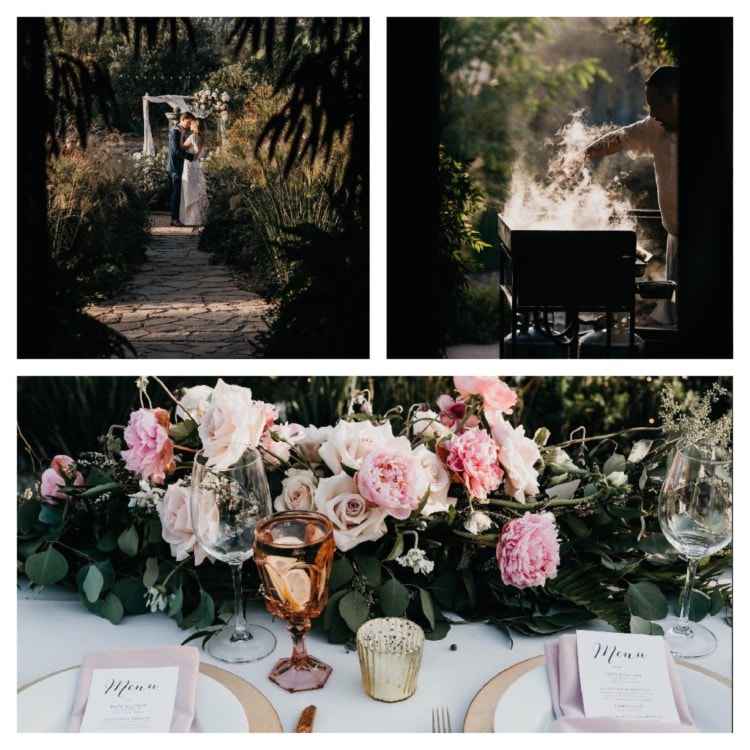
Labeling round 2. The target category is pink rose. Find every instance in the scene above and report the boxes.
[488,414,541,502]
[40,455,84,502]
[356,439,427,520]
[497,512,560,589]
[121,408,175,485]
[254,400,279,430]
[454,376,517,414]
[443,428,503,500]
[158,481,209,565]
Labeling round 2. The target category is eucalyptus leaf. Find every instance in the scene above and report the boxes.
[117,526,139,557]
[680,589,711,622]
[419,588,436,630]
[329,557,355,592]
[80,482,121,498]
[143,557,159,588]
[25,546,69,586]
[603,452,626,476]
[625,582,668,620]
[424,620,450,640]
[38,504,63,527]
[637,534,673,556]
[168,587,184,618]
[546,479,580,500]
[82,565,104,603]
[629,615,664,635]
[18,500,42,534]
[384,532,405,562]
[710,589,725,616]
[93,593,124,625]
[113,579,149,615]
[96,530,118,553]
[339,590,370,632]
[323,590,348,631]
[354,555,382,588]
[378,578,410,617]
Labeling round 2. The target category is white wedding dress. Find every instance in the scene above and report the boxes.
[179,134,209,226]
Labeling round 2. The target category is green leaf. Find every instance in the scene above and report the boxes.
[629,615,664,635]
[419,588,436,630]
[710,589,725,616]
[384,532,404,562]
[339,590,370,632]
[170,419,197,444]
[533,427,551,447]
[18,500,42,534]
[143,557,159,588]
[96,530,118,553]
[113,579,149,615]
[637,534,673,556]
[82,565,104,603]
[182,590,215,630]
[424,620,450,641]
[80,482,121,498]
[167,587,184,618]
[38,504,63,527]
[625,582,668,620]
[145,518,163,545]
[430,571,458,610]
[378,578,410,617]
[329,557,355,592]
[603,452,626,475]
[94,593,125,625]
[323,590,348,631]
[560,514,590,539]
[25,546,69,586]
[681,589,712,622]
[117,526,139,557]
[354,555,382,588]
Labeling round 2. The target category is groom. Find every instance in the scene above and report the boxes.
[167,112,197,227]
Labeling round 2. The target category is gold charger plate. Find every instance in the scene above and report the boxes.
[464,654,732,732]
[18,662,283,733]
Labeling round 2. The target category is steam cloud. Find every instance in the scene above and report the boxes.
[502,111,637,231]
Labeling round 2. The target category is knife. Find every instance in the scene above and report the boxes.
[295,705,317,733]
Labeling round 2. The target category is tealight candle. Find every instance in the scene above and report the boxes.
[356,618,424,702]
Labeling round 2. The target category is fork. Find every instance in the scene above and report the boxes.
[432,706,452,732]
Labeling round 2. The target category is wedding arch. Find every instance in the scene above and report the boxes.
[141,93,227,155]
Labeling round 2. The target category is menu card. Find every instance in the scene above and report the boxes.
[79,666,180,732]
[576,630,680,722]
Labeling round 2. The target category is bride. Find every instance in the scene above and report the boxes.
[179,118,209,227]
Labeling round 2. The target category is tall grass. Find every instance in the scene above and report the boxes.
[47,141,150,304]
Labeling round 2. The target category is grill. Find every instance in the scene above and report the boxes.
[497,213,638,357]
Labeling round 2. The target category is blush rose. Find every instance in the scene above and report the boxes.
[496,512,560,589]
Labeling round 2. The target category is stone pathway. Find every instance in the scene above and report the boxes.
[86,216,271,358]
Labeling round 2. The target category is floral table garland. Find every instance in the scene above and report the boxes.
[17,377,732,647]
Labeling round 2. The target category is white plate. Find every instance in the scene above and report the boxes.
[18,668,249,732]
[493,663,731,732]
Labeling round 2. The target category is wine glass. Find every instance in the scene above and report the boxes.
[658,440,732,658]
[190,448,277,663]
[254,511,336,692]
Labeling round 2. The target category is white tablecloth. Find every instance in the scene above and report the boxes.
[18,593,732,733]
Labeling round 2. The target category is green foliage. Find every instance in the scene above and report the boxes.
[446,282,503,346]
[47,144,150,306]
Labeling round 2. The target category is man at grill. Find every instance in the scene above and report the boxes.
[584,66,678,326]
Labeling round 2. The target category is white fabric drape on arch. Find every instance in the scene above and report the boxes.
[141,94,210,155]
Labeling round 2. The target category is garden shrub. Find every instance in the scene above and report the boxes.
[47,143,150,305]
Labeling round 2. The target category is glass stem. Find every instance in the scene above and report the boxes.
[675,558,699,636]
[230,563,251,641]
[289,618,310,663]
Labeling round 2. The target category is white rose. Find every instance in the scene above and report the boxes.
[314,473,388,552]
[295,424,333,464]
[274,468,317,512]
[198,379,266,471]
[412,408,451,440]
[607,471,628,488]
[158,480,209,565]
[177,384,213,424]
[464,510,493,535]
[413,444,455,516]
[489,415,541,502]
[318,419,395,474]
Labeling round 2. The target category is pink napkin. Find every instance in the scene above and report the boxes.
[544,634,697,732]
[68,646,200,732]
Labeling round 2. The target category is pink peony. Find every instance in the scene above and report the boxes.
[443,428,503,500]
[40,455,84,502]
[488,414,541,502]
[454,376,517,414]
[356,441,427,520]
[497,512,560,589]
[121,408,175,485]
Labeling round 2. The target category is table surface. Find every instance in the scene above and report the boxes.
[18,590,733,733]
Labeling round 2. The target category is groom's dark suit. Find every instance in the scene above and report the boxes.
[167,125,196,222]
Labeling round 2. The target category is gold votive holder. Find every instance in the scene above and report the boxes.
[356,617,425,702]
